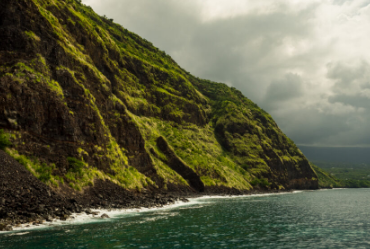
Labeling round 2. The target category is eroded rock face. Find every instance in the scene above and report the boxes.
[0,0,160,181]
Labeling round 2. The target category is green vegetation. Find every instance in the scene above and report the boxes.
[24,30,41,41]
[342,179,370,188]
[133,115,253,189]
[36,163,55,183]
[65,157,92,191]
[6,149,62,187]
[67,157,84,176]
[0,130,11,150]
[64,153,151,191]
[250,178,270,188]
[0,60,65,101]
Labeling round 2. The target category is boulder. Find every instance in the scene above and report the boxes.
[0,223,12,231]
[60,214,69,221]
[0,208,7,218]
[101,213,110,219]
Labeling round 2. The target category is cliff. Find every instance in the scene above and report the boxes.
[0,0,318,199]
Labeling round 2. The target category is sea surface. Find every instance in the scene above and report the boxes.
[1,189,370,248]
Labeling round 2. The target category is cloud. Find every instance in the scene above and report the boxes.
[326,61,370,110]
[265,73,304,108]
[327,61,370,92]
[83,0,370,147]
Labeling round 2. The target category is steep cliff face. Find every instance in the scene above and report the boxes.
[0,0,318,193]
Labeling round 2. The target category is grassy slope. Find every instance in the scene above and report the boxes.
[0,0,316,191]
[311,164,342,188]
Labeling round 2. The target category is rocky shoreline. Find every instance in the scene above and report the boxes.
[0,150,191,231]
[0,150,290,232]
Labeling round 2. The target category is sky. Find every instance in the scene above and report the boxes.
[83,0,370,148]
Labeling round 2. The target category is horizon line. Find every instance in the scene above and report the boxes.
[297,144,370,149]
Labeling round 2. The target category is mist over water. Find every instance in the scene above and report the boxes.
[1,189,370,248]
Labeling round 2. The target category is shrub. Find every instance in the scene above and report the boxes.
[7,149,67,188]
[260,178,270,187]
[67,157,84,176]
[36,163,55,183]
[250,178,261,186]
[54,175,64,185]
[251,177,270,187]
[0,129,11,150]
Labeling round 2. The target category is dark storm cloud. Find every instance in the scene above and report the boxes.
[265,73,304,108]
[83,0,370,147]
[277,109,352,145]
[326,61,370,109]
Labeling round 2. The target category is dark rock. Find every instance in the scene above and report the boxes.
[0,208,7,218]
[180,198,189,203]
[0,223,12,231]
[60,215,69,221]
[37,205,45,213]
[45,215,53,222]
[101,213,110,219]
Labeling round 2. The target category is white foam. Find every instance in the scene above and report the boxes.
[319,188,349,191]
[191,191,302,201]
[6,232,30,236]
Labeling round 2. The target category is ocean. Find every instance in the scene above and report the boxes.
[1,189,370,248]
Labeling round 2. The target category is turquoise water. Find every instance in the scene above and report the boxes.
[1,189,370,248]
